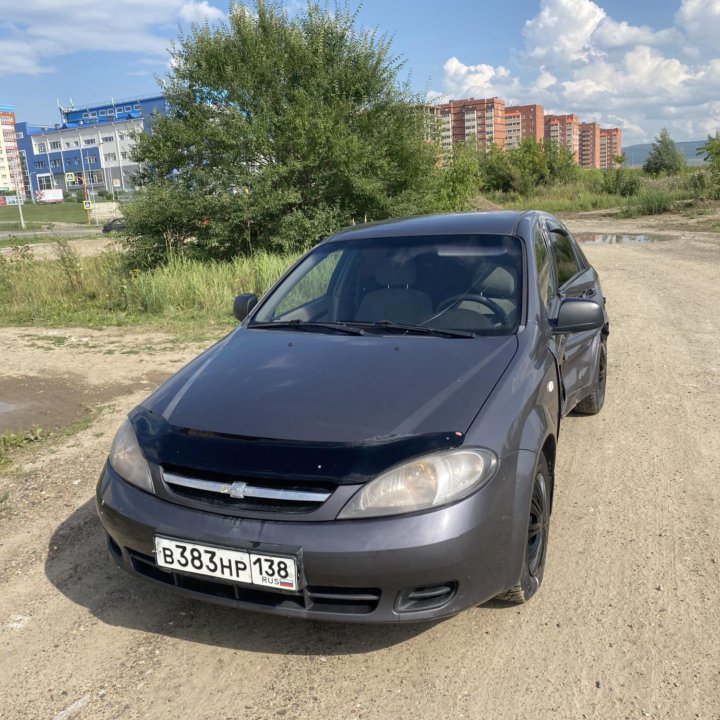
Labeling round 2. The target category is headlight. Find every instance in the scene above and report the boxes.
[108,419,154,494]
[337,449,497,519]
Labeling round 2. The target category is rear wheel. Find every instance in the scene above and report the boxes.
[574,339,607,415]
[496,454,550,604]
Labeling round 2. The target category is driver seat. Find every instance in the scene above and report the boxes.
[466,266,518,324]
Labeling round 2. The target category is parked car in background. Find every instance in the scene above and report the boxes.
[102,217,127,233]
[97,211,609,622]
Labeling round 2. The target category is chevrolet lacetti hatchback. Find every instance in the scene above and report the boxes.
[97,211,609,622]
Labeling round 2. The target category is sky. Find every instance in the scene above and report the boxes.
[1,0,719,145]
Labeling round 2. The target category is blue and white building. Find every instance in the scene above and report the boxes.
[15,94,167,200]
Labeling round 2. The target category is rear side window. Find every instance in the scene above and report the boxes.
[533,225,555,311]
[548,230,581,286]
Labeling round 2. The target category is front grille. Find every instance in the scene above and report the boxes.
[161,466,334,514]
[127,549,381,615]
[167,484,321,513]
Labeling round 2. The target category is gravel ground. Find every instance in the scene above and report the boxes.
[0,215,718,720]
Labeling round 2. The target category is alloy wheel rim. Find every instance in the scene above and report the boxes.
[527,472,548,576]
[597,345,607,406]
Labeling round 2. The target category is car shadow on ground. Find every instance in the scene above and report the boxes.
[45,499,441,655]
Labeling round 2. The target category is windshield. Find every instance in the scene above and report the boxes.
[251,234,524,336]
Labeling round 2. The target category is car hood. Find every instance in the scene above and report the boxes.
[142,328,518,444]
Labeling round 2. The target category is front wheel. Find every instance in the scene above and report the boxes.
[574,339,607,415]
[496,454,551,603]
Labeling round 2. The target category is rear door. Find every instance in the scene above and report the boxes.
[544,220,602,413]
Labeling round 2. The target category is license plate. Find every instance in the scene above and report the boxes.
[154,537,298,591]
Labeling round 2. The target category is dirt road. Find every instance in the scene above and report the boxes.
[0,219,719,720]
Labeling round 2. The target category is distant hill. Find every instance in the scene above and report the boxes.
[623,140,709,167]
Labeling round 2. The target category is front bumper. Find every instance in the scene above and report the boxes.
[96,452,536,622]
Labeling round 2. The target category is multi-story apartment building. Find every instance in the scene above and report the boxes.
[437,97,506,152]
[600,128,622,169]
[579,122,601,168]
[505,104,544,149]
[544,114,580,162]
[15,94,166,199]
[0,104,28,197]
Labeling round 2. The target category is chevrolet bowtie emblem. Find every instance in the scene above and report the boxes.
[229,481,247,499]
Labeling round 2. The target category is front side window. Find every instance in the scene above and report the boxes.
[272,250,342,318]
[252,234,524,336]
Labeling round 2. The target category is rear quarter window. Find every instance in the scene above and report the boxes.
[548,230,581,286]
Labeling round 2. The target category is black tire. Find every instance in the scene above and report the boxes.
[574,339,607,415]
[496,454,551,604]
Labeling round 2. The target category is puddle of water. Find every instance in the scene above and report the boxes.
[0,401,17,414]
[575,233,667,244]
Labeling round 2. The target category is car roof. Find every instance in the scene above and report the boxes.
[324,211,542,243]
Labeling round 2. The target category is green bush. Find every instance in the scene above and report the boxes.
[602,169,641,197]
[621,188,674,217]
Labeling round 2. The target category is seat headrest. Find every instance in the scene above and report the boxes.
[478,266,515,298]
[376,261,416,287]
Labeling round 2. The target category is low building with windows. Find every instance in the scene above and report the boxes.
[14,94,166,199]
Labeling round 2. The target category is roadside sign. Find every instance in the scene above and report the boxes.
[83,200,94,210]
[36,189,64,203]
[65,172,76,183]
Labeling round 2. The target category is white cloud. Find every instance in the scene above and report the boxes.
[675,0,720,47]
[179,1,226,23]
[0,0,225,75]
[440,57,521,104]
[523,0,605,65]
[438,0,720,143]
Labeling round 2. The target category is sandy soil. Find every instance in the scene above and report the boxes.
[0,214,719,720]
[0,235,117,260]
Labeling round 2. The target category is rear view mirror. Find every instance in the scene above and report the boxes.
[233,293,258,321]
[552,298,604,334]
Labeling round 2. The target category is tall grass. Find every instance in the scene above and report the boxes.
[0,246,298,329]
[619,174,702,217]
[489,182,621,213]
[490,168,712,216]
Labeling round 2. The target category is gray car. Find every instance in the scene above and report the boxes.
[96,211,608,622]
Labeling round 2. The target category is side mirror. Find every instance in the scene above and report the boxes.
[233,293,258,322]
[552,298,604,334]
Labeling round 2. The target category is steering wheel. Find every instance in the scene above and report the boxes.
[436,294,509,327]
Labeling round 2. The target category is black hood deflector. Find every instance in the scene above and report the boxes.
[131,406,465,486]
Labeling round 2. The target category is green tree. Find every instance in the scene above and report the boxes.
[698,132,720,198]
[479,143,516,193]
[643,128,686,175]
[125,1,439,265]
[434,141,482,211]
[507,138,549,194]
[545,141,578,184]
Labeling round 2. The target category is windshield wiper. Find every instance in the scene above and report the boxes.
[249,320,366,336]
[350,320,476,338]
